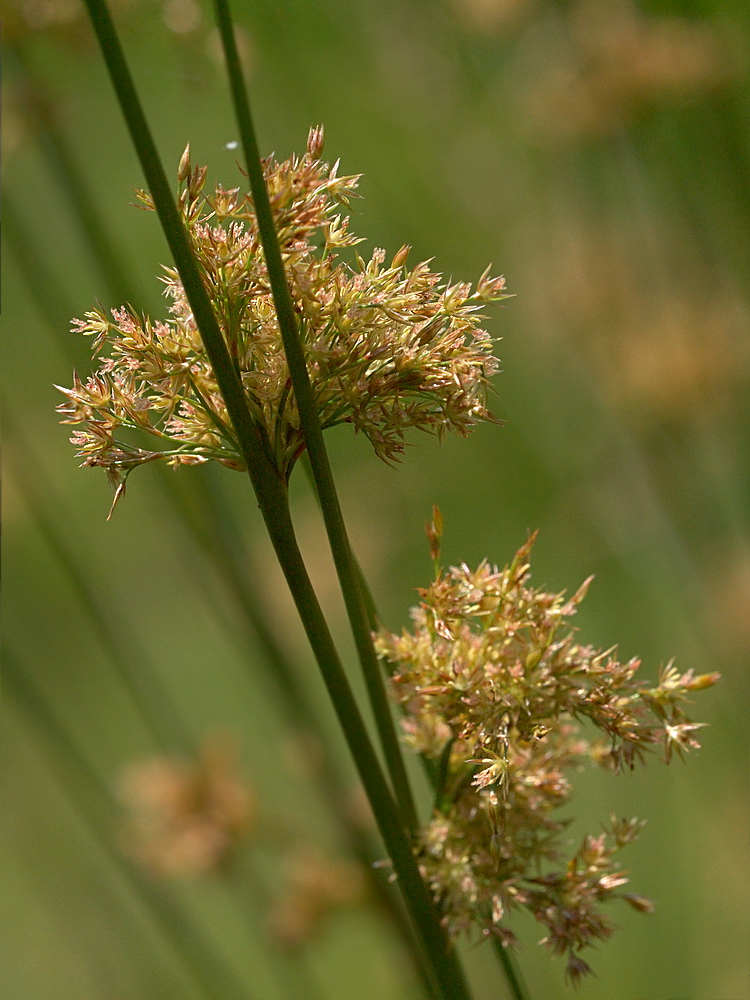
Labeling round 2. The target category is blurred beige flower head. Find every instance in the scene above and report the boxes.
[119,736,255,876]
[375,525,719,983]
[268,844,367,951]
[526,0,742,142]
[57,127,507,508]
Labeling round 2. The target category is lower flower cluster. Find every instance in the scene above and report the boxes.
[375,528,718,983]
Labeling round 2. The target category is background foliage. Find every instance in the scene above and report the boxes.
[3,0,748,997]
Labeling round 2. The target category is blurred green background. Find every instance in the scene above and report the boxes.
[3,0,749,997]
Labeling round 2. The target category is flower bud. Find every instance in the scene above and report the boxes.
[178,143,191,183]
[307,124,324,158]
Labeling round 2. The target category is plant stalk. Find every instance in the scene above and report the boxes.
[8,43,140,304]
[80,2,469,996]
[212,0,418,837]
[4,648,255,1000]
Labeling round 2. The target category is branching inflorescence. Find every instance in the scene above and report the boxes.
[57,125,719,990]
[57,127,507,507]
[375,523,719,983]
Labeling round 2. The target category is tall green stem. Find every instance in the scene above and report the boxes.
[80,2,469,996]
[9,177,429,991]
[8,44,140,304]
[300,462,532,1000]
[4,648,256,1000]
[212,0,418,837]
[153,469,436,999]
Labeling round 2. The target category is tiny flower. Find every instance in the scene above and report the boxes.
[565,953,593,988]
[426,504,444,564]
[621,892,655,914]
[58,127,508,507]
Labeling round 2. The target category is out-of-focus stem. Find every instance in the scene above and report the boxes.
[6,422,192,754]
[3,647,257,1000]
[3,192,78,326]
[8,44,141,305]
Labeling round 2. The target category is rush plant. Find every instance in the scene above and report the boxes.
[53,0,720,996]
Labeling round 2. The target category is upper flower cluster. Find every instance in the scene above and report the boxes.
[57,127,507,500]
[375,529,719,982]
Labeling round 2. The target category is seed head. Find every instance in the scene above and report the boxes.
[375,530,719,981]
[57,128,508,508]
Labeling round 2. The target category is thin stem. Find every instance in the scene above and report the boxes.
[249,481,462,1000]
[299,453,382,634]
[299,484,532,1000]
[155,468,437,999]
[491,939,530,1000]
[212,0,418,837]
[3,648,256,1000]
[10,179,429,992]
[8,43,141,305]
[81,4,468,997]
[8,43,426,993]
[6,422,192,755]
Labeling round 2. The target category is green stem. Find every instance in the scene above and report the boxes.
[3,647,256,1000]
[8,46,425,994]
[6,419,192,755]
[82,3,467,997]
[11,180,428,991]
[247,478,460,1000]
[155,468,436,1000]
[8,43,141,305]
[213,0,419,837]
[299,453,382,634]
[491,938,530,1000]
[302,493,532,1000]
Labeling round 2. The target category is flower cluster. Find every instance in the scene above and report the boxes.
[375,529,719,983]
[268,844,367,951]
[526,0,739,143]
[118,737,255,875]
[57,127,506,505]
